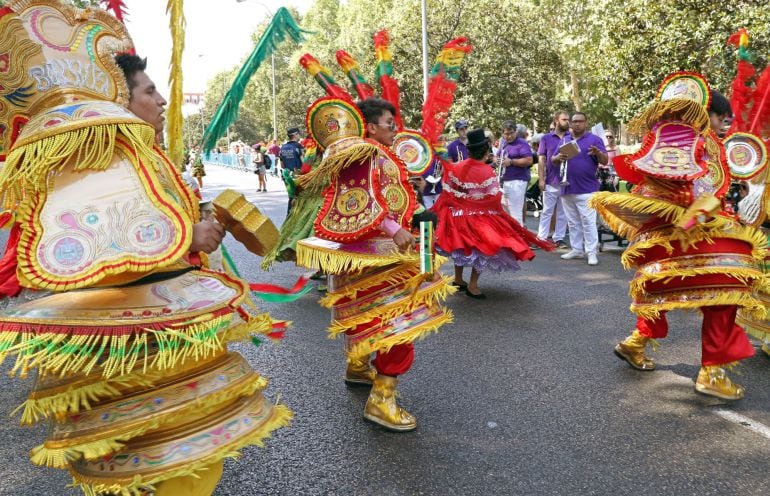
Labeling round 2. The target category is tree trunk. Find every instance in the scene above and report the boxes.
[570,71,582,111]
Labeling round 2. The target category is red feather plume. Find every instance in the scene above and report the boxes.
[727,60,755,133]
[100,0,128,22]
[748,65,770,137]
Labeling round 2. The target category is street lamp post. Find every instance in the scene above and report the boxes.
[236,0,278,143]
[421,0,429,99]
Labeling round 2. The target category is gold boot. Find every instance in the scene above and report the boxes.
[614,329,656,371]
[345,356,376,386]
[363,374,416,432]
[695,366,745,400]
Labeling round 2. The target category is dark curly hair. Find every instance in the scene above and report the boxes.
[356,97,396,125]
[114,54,147,92]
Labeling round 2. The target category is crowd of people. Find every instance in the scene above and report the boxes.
[1,2,768,495]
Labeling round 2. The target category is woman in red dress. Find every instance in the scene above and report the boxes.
[431,128,550,298]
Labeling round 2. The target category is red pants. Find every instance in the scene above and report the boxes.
[372,343,414,376]
[636,305,755,366]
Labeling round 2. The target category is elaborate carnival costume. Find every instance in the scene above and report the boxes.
[431,129,552,277]
[261,138,325,268]
[724,30,770,357]
[293,33,469,431]
[590,72,767,400]
[191,153,206,182]
[0,2,290,494]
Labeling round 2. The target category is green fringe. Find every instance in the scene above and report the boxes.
[202,8,310,151]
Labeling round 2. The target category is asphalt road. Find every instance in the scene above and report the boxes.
[0,165,768,495]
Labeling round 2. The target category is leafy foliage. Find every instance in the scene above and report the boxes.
[187,0,770,143]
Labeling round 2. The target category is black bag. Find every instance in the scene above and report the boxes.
[263,154,272,169]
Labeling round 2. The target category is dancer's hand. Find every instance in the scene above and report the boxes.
[190,221,225,253]
[392,228,415,251]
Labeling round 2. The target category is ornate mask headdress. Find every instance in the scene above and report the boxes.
[0,0,197,292]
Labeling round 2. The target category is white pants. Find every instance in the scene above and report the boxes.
[423,194,438,209]
[561,192,598,255]
[503,180,528,225]
[537,184,567,241]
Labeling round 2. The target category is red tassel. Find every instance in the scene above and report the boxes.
[749,65,770,136]
[728,59,756,133]
[267,330,285,340]
[100,0,128,22]
[380,75,403,131]
[421,74,457,144]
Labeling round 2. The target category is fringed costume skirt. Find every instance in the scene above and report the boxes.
[296,236,453,361]
[0,269,291,495]
[590,191,768,320]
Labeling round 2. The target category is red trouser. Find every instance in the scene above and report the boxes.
[636,305,755,366]
[372,343,414,376]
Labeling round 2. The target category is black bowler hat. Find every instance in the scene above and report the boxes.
[287,127,300,137]
[466,128,489,149]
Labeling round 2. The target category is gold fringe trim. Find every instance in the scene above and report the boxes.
[1,124,157,209]
[630,267,765,299]
[296,243,420,275]
[328,276,455,337]
[0,315,235,381]
[628,99,710,136]
[72,403,293,496]
[15,373,154,426]
[319,256,448,306]
[631,292,766,321]
[30,375,268,469]
[346,308,454,361]
[589,192,683,241]
[296,142,378,190]
[320,264,421,307]
[622,223,768,270]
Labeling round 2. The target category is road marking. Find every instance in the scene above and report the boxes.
[713,409,770,440]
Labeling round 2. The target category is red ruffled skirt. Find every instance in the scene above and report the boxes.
[430,192,550,271]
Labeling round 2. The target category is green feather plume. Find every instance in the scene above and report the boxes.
[202,8,309,151]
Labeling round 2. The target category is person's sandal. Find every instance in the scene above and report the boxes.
[465,288,487,300]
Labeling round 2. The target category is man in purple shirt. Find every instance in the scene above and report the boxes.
[537,111,570,247]
[498,121,533,225]
[552,112,608,266]
[421,157,443,208]
[448,119,469,162]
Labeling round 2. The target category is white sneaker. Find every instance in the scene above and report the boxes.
[587,253,598,266]
[560,250,585,260]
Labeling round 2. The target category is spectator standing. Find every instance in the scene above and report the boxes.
[279,128,304,173]
[498,122,533,226]
[537,111,570,248]
[601,131,619,191]
[421,156,443,208]
[447,119,469,162]
[554,112,608,266]
[253,145,267,192]
[268,138,281,176]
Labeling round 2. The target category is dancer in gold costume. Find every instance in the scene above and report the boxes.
[0,2,290,494]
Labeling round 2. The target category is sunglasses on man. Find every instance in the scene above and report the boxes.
[375,121,398,131]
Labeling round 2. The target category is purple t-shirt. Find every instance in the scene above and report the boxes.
[500,137,532,182]
[563,132,606,195]
[448,139,469,163]
[538,131,572,187]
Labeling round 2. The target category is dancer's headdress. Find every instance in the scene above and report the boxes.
[0,0,196,292]
[0,0,137,165]
[299,30,471,174]
[618,71,730,200]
